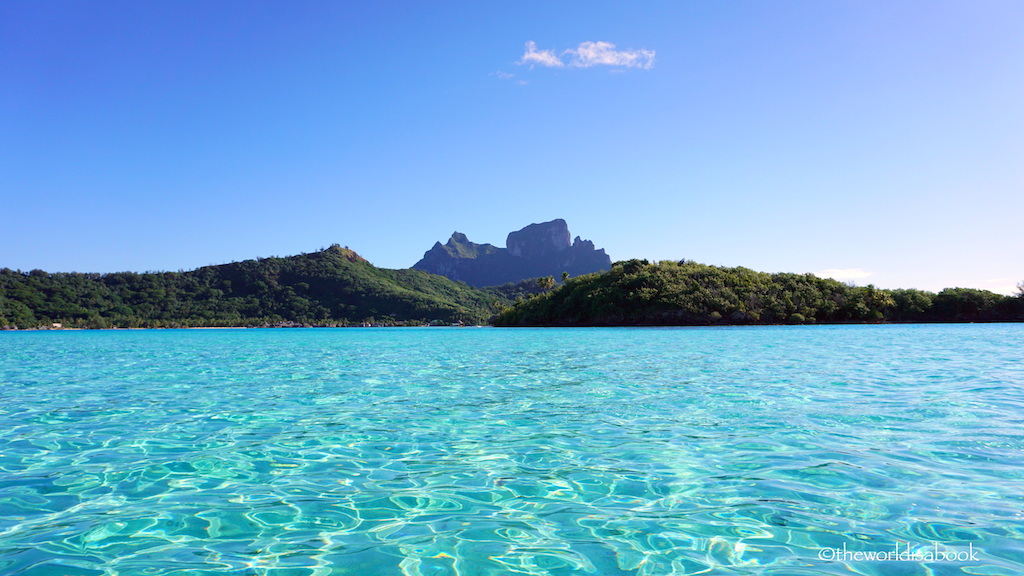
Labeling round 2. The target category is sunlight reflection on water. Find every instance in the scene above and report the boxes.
[1,325,1022,575]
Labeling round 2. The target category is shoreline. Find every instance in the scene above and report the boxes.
[4,319,1023,332]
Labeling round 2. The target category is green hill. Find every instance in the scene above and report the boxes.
[0,245,519,329]
[493,259,1024,326]
[5,251,1019,329]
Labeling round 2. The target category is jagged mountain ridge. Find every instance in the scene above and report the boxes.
[412,219,612,287]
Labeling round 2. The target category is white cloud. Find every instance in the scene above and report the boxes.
[565,41,655,69]
[818,268,875,281]
[491,71,529,85]
[519,41,564,68]
[517,41,655,70]
[977,278,1021,296]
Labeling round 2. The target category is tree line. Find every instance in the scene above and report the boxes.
[493,259,1024,326]
[5,251,1019,329]
[0,245,525,329]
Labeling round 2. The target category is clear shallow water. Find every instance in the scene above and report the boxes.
[0,325,1022,576]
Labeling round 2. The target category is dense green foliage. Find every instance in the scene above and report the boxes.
[0,245,518,329]
[4,252,1019,329]
[494,259,1024,326]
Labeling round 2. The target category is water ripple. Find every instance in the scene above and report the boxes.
[1,325,1022,575]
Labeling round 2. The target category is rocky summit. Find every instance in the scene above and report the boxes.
[412,219,612,287]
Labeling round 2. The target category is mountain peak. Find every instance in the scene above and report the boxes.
[506,219,571,258]
[325,244,368,263]
[448,232,471,245]
[412,219,611,287]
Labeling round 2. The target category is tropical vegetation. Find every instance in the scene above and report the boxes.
[493,259,1024,326]
[0,245,529,329]
[3,251,1021,330]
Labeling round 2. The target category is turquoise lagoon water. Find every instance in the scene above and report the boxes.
[0,325,1022,575]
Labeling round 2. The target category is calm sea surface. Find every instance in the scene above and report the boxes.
[0,325,1022,575]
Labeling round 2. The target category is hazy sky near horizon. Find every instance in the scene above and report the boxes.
[2,1,1022,293]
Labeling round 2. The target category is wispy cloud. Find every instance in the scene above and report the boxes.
[491,70,529,85]
[518,41,655,70]
[978,278,1021,296]
[818,268,874,281]
[519,41,564,68]
[565,41,655,69]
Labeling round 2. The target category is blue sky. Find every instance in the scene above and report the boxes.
[2,1,1021,293]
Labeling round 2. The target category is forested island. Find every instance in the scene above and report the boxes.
[2,248,1021,330]
[493,259,1024,326]
[0,245,539,329]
